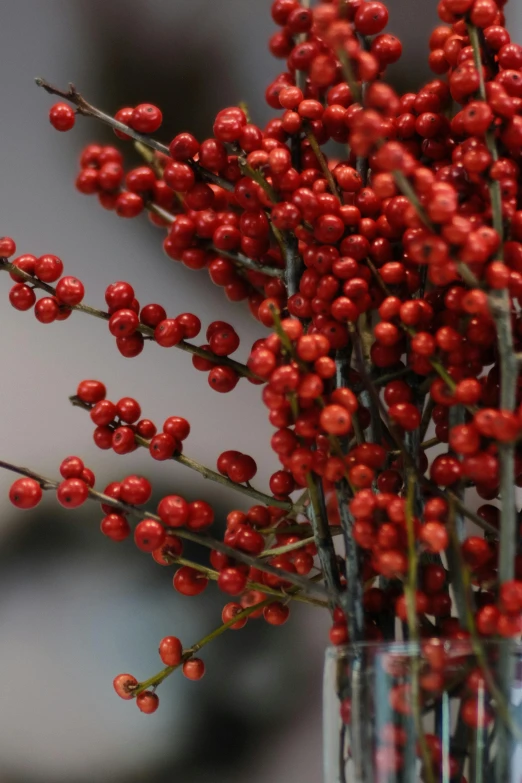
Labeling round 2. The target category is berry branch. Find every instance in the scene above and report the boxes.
[133,595,275,699]
[69,395,292,510]
[0,257,261,382]
[0,459,327,598]
[162,554,328,609]
[35,77,234,192]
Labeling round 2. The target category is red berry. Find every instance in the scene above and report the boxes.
[116,397,141,424]
[90,399,117,426]
[55,276,84,306]
[49,102,75,131]
[187,500,214,531]
[136,691,159,714]
[0,236,16,257]
[263,602,290,625]
[113,107,133,140]
[9,253,36,282]
[113,673,138,700]
[77,379,106,404]
[9,477,43,509]
[182,658,205,680]
[176,313,201,339]
[120,475,152,505]
[217,567,248,596]
[354,2,388,35]
[101,513,130,542]
[155,319,183,347]
[115,191,144,218]
[157,495,189,527]
[56,478,89,508]
[163,416,190,441]
[116,332,144,358]
[169,132,200,161]
[140,303,167,328]
[105,281,135,310]
[208,366,239,393]
[34,254,64,283]
[34,296,59,323]
[149,432,177,460]
[59,456,84,479]
[109,308,139,337]
[320,404,352,436]
[222,602,249,629]
[134,519,166,552]
[152,534,183,565]
[173,566,208,596]
[158,636,183,667]
[9,283,36,311]
[130,104,163,134]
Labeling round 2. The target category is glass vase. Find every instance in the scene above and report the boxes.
[324,640,522,783]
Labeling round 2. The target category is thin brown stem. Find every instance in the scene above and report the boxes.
[306,473,342,608]
[167,555,327,608]
[303,122,341,199]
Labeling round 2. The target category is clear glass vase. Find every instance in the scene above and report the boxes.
[324,640,522,783]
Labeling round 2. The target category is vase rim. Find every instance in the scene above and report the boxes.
[325,638,522,657]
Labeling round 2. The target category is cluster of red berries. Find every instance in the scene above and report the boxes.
[113,635,204,714]
[1,238,84,323]
[102,277,201,359]
[75,142,173,219]
[217,449,258,484]
[2,242,247,391]
[10,453,95,512]
[3,0,522,761]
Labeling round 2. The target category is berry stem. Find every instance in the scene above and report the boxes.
[166,554,328,608]
[334,350,365,641]
[306,472,342,607]
[211,245,285,279]
[134,595,275,696]
[467,24,518,780]
[446,408,468,628]
[237,154,280,204]
[336,49,362,104]
[467,23,517,581]
[259,535,316,558]
[303,121,341,199]
[337,480,364,643]
[447,498,522,744]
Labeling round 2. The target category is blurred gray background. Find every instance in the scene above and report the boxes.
[0,2,520,782]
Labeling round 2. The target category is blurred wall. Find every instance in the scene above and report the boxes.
[0,2,519,782]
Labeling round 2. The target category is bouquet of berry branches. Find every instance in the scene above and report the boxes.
[3,0,522,779]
